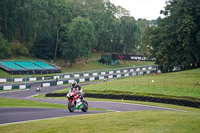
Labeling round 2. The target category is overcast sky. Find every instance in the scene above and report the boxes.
[109,0,167,20]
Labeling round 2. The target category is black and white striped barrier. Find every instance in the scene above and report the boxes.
[0,66,159,83]
[41,69,157,87]
[0,84,31,91]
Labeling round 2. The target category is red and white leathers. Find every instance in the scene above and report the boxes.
[67,82,83,107]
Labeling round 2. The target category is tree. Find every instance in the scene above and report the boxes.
[144,0,200,72]
[119,16,140,54]
[60,16,96,66]
[47,0,73,61]
[0,33,12,59]
[32,35,55,59]
[137,18,153,55]
[60,33,78,66]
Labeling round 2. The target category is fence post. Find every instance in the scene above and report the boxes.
[164,79,165,87]
[119,78,121,87]
[104,78,107,86]
[193,81,200,88]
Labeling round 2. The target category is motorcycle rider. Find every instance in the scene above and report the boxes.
[67,80,88,112]
[67,80,83,104]
[69,80,82,94]
[36,86,41,91]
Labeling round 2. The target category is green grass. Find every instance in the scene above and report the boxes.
[60,60,154,73]
[0,89,25,92]
[0,69,11,77]
[0,97,67,109]
[33,94,64,99]
[0,69,58,78]
[0,97,107,112]
[52,69,200,102]
[0,98,199,133]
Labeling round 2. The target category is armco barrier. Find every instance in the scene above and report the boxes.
[0,66,159,83]
[46,93,200,109]
[0,84,31,91]
[41,69,156,87]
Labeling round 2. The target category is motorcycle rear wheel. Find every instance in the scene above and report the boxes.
[81,100,88,112]
[68,101,75,112]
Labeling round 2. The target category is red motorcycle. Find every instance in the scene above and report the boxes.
[67,91,88,113]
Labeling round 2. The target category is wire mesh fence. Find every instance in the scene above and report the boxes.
[130,78,199,88]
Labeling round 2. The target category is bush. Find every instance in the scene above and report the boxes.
[99,57,111,65]
[12,43,29,56]
[0,33,12,58]
[99,57,106,64]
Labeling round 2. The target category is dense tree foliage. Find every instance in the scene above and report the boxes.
[0,0,142,64]
[143,0,200,72]
[31,35,55,59]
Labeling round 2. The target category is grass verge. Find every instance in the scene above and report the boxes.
[0,97,107,111]
[0,89,25,92]
[0,97,67,109]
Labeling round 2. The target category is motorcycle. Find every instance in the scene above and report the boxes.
[36,86,41,92]
[67,91,88,113]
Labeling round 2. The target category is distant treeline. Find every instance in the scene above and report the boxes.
[0,0,154,65]
[0,0,199,71]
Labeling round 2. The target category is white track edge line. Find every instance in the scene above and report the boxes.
[89,101,188,112]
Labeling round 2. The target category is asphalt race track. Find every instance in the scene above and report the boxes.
[0,84,185,125]
[0,107,105,125]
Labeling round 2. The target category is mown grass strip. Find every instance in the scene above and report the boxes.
[0,97,107,111]
[0,97,67,109]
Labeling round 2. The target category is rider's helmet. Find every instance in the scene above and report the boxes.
[72,80,77,88]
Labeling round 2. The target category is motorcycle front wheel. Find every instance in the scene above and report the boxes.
[68,101,75,112]
[81,100,88,112]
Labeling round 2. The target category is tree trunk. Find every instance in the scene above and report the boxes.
[34,21,38,40]
[98,35,101,51]
[69,61,73,67]
[63,60,68,67]
[85,58,89,64]
[54,28,59,62]
[197,62,200,67]
[21,23,26,44]
[123,44,127,54]
[4,14,8,39]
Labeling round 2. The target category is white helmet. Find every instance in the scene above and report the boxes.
[72,80,77,88]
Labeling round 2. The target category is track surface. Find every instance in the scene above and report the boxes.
[0,107,105,125]
[0,83,184,125]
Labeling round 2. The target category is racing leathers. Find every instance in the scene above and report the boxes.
[68,84,82,94]
[67,84,83,107]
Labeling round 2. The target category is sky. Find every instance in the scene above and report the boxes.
[109,0,167,20]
